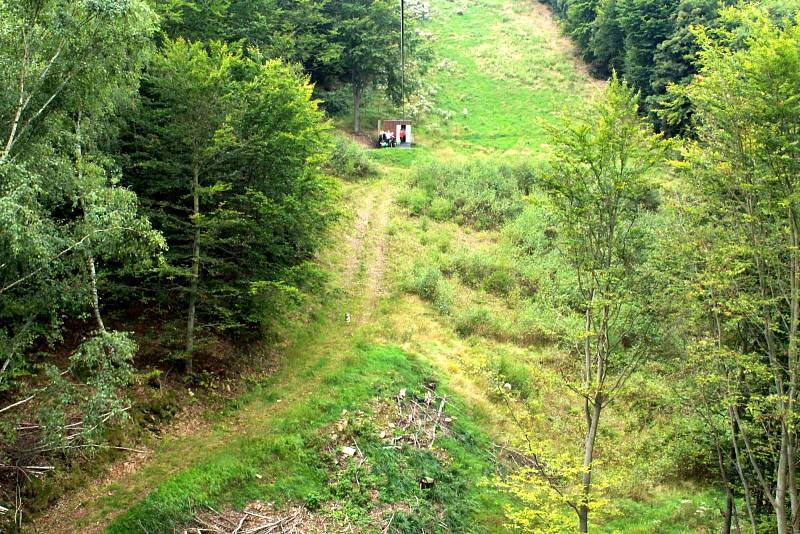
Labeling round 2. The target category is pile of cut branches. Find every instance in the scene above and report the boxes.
[381,384,452,450]
[187,503,305,534]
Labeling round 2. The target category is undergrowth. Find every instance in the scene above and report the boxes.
[397,160,535,230]
[104,345,508,533]
[327,136,378,180]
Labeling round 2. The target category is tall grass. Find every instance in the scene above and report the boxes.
[397,160,536,229]
[442,248,530,297]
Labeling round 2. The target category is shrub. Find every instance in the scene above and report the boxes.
[396,188,430,216]
[419,227,453,254]
[514,163,539,196]
[513,300,574,346]
[317,86,351,115]
[453,303,562,347]
[403,263,453,315]
[407,160,530,229]
[327,136,377,180]
[496,354,535,399]
[503,196,554,256]
[454,307,508,339]
[429,196,454,220]
[432,278,455,315]
[443,249,518,296]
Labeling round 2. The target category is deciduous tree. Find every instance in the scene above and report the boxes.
[541,76,668,532]
[679,8,800,532]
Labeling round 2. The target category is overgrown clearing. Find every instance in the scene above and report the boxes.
[26,0,727,532]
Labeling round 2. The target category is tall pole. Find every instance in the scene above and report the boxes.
[401,0,405,117]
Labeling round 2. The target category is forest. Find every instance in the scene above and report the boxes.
[0,0,799,532]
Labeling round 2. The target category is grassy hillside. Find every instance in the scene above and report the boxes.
[420,0,599,155]
[29,0,720,532]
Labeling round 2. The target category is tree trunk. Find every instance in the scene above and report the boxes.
[776,431,789,534]
[790,436,799,534]
[728,407,760,534]
[578,397,602,533]
[714,425,736,534]
[185,162,200,374]
[86,253,105,333]
[76,111,105,334]
[723,491,733,534]
[353,85,362,134]
[786,207,799,534]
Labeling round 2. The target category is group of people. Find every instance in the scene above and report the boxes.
[377,127,407,148]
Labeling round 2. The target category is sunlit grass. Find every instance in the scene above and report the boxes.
[418,0,600,156]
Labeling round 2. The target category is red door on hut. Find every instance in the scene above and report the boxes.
[377,119,412,148]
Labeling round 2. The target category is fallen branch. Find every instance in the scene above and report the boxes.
[382,512,396,533]
[231,514,247,534]
[430,395,447,447]
[0,394,36,414]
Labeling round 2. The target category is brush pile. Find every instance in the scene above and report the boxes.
[186,502,320,534]
[380,385,452,450]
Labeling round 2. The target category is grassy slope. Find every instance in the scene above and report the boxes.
[371,0,721,531]
[30,0,720,532]
[419,0,598,156]
[35,179,512,534]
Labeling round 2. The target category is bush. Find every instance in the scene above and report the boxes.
[396,188,430,216]
[511,303,561,346]
[454,307,508,339]
[496,354,535,399]
[316,86,351,115]
[403,263,453,315]
[327,136,377,180]
[405,161,533,229]
[429,196,454,220]
[442,249,519,296]
[453,303,561,347]
[502,196,554,256]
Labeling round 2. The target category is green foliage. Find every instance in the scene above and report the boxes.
[154,0,341,77]
[0,0,164,492]
[402,262,454,315]
[542,0,724,133]
[326,137,377,180]
[502,197,556,256]
[454,307,506,339]
[646,0,718,134]
[601,488,722,533]
[326,0,430,132]
[0,0,162,366]
[442,249,522,296]
[39,332,137,448]
[400,161,531,230]
[123,39,339,349]
[503,76,670,531]
[668,8,800,531]
[152,0,433,134]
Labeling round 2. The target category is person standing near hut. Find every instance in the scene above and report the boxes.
[399,126,407,144]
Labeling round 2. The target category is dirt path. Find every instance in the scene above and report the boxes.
[27,178,395,534]
[341,180,393,324]
[364,189,392,319]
